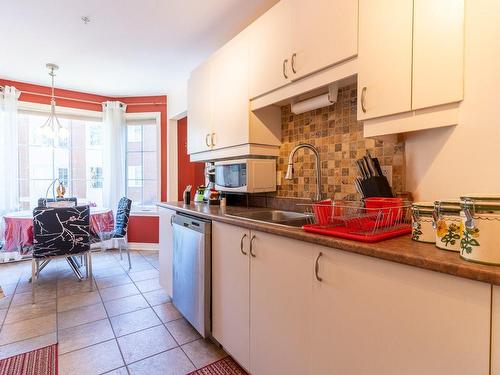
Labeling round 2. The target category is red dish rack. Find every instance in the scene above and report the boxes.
[302,198,412,243]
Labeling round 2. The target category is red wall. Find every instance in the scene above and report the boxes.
[0,78,165,244]
[177,117,205,200]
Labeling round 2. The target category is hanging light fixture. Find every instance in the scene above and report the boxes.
[40,63,68,138]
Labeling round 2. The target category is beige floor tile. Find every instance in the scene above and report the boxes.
[135,278,161,293]
[117,325,177,364]
[127,347,195,375]
[165,318,201,345]
[96,274,132,289]
[11,288,56,306]
[0,309,7,324]
[103,367,129,375]
[0,296,12,311]
[15,279,56,294]
[142,289,171,306]
[4,300,56,324]
[57,279,97,298]
[58,302,107,330]
[57,290,101,312]
[58,318,115,354]
[153,302,182,323]
[0,313,56,346]
[93,266,128,279]
[126,262,155,273]
[104,294,149,317]
[182,339,227,369]
[58,339,125,375]
[128,269,159,282]
[110,308,161,337]
[100,283,140,302]
[0,332,57,360]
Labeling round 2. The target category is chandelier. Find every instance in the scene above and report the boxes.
[40,63,67,138]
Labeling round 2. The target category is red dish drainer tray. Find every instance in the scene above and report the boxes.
[303,197,412,243]
[302,223,412,243]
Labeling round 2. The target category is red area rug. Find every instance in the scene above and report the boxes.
[188,356,247,375]
[0,344,57,375]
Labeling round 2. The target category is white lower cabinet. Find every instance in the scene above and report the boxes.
[212,221,491,375]
[212,222,251,371]
[492,286,500,374]
[249,231,313,375]
[311,245,491,375]
[158,207,176,297]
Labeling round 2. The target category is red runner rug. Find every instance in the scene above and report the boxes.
[188,356,247,375]
[0,344,57,375]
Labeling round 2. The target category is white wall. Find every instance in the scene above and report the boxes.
[406,0,500,200]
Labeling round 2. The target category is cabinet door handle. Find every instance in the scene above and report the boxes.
[315,252,323,282]
[361,87,367,113]
[240,234,248,256]
[249,235,256,258]
[205,134,211,147]
[291,53,297,74]
[170,216,174,226]
[283,59,289,79]
[211,133,216,147]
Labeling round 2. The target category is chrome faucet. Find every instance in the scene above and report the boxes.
[284,143,322,201]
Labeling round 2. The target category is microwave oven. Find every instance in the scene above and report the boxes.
[214,158,276,193]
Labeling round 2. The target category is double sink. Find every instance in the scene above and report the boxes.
[225,210,314,228]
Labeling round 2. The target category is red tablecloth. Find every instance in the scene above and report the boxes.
[2,208,114,252]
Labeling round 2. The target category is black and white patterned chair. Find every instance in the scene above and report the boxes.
[32,205,93,302]
[92,197,132,269]
[37,197,78,208]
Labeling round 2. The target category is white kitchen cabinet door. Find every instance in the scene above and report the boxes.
[158,208,176,297]
[291,0,358,80]
[311,246,490,375]
[187,60,212,154]
[248,0,292,99]
[412,0,464,110]
[211,31,250,151]
[357,0,413,120]
[212,222,251,371]
[492,285,500,375]
[249,231,313,375]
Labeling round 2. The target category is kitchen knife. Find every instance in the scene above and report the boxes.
[360,158,371,178]
[356,160,367,179]
[372,157,384,177]
[354,178,365,198]
[363,156,377,177]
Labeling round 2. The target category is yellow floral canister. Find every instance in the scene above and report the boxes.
[460,196,500,265]
[411,202,435,243]
[434,200,461,252]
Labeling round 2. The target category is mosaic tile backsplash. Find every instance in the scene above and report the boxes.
[276,84,405,200]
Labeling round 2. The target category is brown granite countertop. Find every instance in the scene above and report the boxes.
[158,201,500,286]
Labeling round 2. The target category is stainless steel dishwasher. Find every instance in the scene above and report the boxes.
[171,214,211,338]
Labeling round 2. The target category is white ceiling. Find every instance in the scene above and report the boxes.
[0,0,278,96]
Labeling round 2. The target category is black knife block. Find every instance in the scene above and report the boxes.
[359,176,393,198]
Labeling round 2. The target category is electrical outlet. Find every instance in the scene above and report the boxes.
[380,166,393,186]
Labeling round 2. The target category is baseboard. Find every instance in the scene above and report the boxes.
[128,242,159,251]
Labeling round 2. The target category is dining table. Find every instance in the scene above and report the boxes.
[2,207,114,254]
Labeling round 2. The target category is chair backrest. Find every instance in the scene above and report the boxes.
[38,197,78,208]
[32,205,90,258]
[115,197,132,237]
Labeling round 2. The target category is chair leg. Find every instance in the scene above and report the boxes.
[31,259,36,304]
[124,238,131,270]
[118,240,123,260]
[88,251,93,291]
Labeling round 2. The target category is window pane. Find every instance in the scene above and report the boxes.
[142,180,158,205]
[143,152,157,180]
[142,124,157,152]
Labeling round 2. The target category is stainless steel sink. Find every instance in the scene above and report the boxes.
[225,210,313,228]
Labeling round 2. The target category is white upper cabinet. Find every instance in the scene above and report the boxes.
[291,0,358,80]
[311,246,490,375]
[248,0,358,100]
[248,0,292,99]
[358,0,464,122]
[187,60,212,154]
[211,31,250,151]
[412,0,464,110]
[357,0,413,121]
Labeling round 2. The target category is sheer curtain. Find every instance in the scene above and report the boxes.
[102,101,127,211]
[0,86,20,216]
